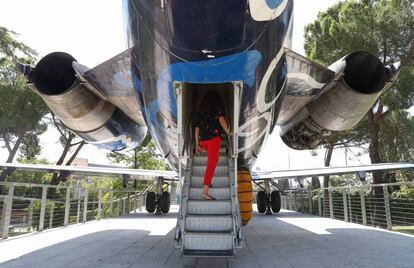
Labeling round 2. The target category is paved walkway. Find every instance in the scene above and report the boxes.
[1,206,414,268]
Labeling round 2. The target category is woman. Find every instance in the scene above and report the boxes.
[194,91,231,200]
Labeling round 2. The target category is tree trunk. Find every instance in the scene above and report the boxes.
[0,129,26,181]
[50,134,74,185]
[56,141,86,183]
[367,108,386,226]
[367,109,383,194]
[323,143,334,217]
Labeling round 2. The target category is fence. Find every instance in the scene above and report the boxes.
[0,181,151,240]
[281,182,414,233]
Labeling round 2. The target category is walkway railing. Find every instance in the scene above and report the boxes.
[281,181,414,233]
[0,181,151,240]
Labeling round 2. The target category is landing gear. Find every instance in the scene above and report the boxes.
[145,192,157,213]
[270,191,281,213]
[256,179,281,215]
[257,191,267,214]
[159,191,170,214]
[145,177,171,214]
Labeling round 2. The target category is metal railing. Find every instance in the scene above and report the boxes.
[0,181,151,240]
[281,181,414,233]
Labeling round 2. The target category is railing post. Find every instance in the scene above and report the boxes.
[360,189,367,225]
[83,189,88,223]
[39,186,48,231]
[76,198,80,224]
[64,187,71,226]
[294,192,298,211]
[343,190,348,222]
[308,189,313,215]
[109,192,113,217]
[122,198,126,215]
[27,200,34,231]
[97,190,102,220]
[318,191,322,217]
[118,200,121,216]
[127,192,130,214]
[329,189,334,219]
[383,186,392,230]
[300,189,304,212]
[1,184,14,239]
[348,191,353,223]
[49,203,55,229]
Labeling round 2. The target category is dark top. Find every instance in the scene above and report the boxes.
[194,109,224,141]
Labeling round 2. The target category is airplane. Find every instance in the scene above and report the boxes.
[7,0,404,257]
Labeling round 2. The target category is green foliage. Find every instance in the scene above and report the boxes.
[304,1,414,185]
[311,177,321,188]
[107,134,169,170]
[0,26,48,164]
[379,110,414,162]
[107,135,168,190]
[19,123,48,161]
[304,0,414,113]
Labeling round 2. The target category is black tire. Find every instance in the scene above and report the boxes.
[257,191,267,213]
[159,191,170,214]
[145,192,157,213]
[271,191,281,213]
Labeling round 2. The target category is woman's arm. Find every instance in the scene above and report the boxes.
[195,127,200,147]
[219,116,230,135]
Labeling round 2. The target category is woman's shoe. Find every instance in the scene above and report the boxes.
[201,194,216,200]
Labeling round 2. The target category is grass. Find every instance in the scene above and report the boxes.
[393,226,414,235]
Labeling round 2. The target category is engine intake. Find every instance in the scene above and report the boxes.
[281,50,400,150]
[24,52,146,151]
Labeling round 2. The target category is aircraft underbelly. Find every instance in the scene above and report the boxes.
[124,0,294,170]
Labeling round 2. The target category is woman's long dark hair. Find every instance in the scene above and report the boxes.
[199,91,223,115]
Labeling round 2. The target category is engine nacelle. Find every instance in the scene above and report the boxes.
[23,52,146,151]
[281,51,400,150]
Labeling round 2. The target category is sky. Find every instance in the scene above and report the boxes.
[0,0,376,169]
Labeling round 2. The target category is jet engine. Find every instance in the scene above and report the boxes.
[20,52,146,151]
[281,51,400,150]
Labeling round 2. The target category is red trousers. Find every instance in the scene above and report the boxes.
[200,136,222,186]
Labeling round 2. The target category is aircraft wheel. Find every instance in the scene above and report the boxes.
[257,191,267,214]
[145,192,157,213]
[270,191,281,213]
[159,191,170,214]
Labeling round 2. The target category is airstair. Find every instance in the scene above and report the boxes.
[174,143,243,257]
[173,81,243,257]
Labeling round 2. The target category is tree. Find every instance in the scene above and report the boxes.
[304,0,414,186]
[107,134,169,170]
[0,27,48,181]
[107,134,169,190]
[48,113,86,185]
[19,123,47,161]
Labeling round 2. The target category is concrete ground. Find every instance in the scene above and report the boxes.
[1,205,414,268]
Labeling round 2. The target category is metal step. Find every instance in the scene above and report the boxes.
[187,200,232,215]
[185,215,233,232]
[182,249,234,257]
[198,152,227,157]
[183,232,233,251]
[193,156,228,166]
[192,166,228,177]
[191,176,230,187]
[189,187,231,200]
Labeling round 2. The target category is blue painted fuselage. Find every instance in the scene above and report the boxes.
[122,0,294,169]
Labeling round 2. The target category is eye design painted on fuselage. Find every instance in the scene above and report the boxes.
[248,0,289,21]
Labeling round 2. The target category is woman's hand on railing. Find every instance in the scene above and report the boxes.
[196,145,202,155]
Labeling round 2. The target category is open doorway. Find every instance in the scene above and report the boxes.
[179,82,238,156]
